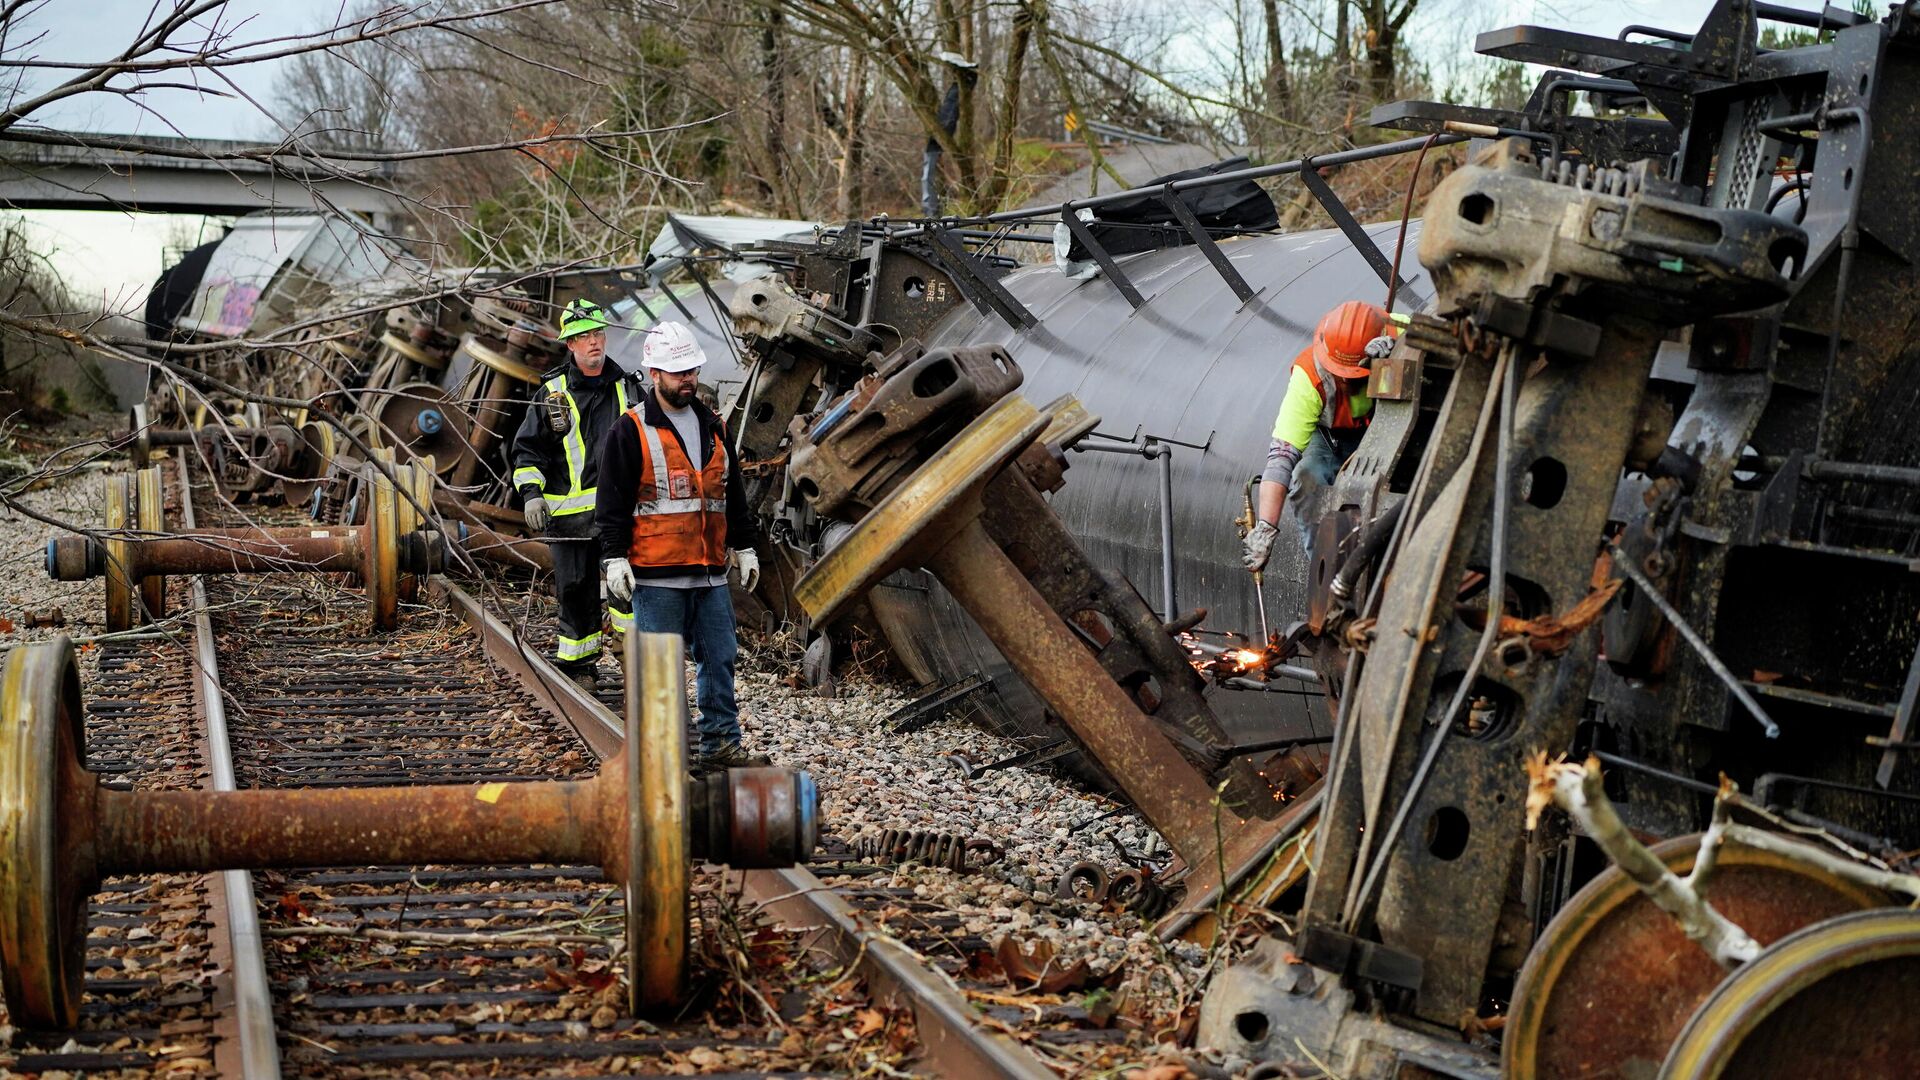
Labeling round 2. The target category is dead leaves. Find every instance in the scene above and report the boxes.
[993,936,1123,995]
[850,1007,887,1037]
[541,947,617,993]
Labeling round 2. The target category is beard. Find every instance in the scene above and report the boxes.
[663,381,697,407]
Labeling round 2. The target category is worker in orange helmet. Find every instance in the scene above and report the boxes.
[1243,300,1400,572]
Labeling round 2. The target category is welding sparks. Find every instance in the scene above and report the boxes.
[1178,633,1281,681]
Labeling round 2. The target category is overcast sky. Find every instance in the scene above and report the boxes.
[1,0,1841,303]
[6,0,1840,140]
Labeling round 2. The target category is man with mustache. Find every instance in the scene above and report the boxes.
[594,320,763,771]
[511,298,643,693]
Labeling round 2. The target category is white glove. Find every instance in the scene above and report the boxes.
[1364,335,1396,360]
[1242,520,1279,572]
[522,494,552,532]
[732,548,760,592]
[603,558,634,602]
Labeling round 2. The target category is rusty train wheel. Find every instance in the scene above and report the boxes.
[128,403,151,469]
[793,394,1049,627]
[394,462,419,603]
[364,460,400,631]
[0,637,94,1029]
[370,381,472,477]
[379,330,447,372]
[397,457,435,603]
[464,335,545,387]
[280,420,336,510]
[135,465,167,624]
[1504,832,1889,1079]
[103,473,134,633]
[626,631,690,1013]
[1659,907,1920,1079]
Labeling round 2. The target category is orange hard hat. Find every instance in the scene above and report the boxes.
[1313,300,1388,379]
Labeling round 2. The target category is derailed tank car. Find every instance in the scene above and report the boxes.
[718,0,1920,1075]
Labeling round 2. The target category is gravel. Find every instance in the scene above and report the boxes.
[0,458,115,648]
[734,636,1210,1019]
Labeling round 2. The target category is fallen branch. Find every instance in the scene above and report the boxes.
[265,923,610,948]
[1526,754,1760,967]
[1722,823,1920,902]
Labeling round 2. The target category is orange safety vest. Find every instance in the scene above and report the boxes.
[1291,348,1370,432]
[623,408,730,571]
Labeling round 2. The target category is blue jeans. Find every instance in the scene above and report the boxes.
[627,584,741,752]
[1298,426,1363,487]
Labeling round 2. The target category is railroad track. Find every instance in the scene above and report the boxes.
[1,454,1074,1078]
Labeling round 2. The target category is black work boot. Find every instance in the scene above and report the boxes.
[559,664,599,695]
[694,742,772,772]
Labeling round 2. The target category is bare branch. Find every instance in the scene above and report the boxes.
[1527,754,1761,969]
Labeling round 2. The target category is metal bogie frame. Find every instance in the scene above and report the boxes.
[790,383,1319,935]
[1183,1,1920,1075]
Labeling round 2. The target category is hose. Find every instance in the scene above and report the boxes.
[1329,499,1406,603]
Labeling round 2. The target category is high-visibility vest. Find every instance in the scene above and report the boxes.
[624,408,730,570]
[527,373,630,516]
[1292,348,1372,432]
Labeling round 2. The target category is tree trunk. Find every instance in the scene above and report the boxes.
[1366,23,1397,101]
[1259,0,1291,144]
[980,4,1033,210]
[1335,0,1357,132]
[838,50,868,217]
[1360,0,1414,104]
[758,5,788,212]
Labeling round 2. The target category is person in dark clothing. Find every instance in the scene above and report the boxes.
[510,298,644,691]
[920,51,977,217]
[594,321,762,769]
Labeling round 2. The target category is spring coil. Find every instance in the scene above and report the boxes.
[1540,155,1643,199]
[854,828,1001,873]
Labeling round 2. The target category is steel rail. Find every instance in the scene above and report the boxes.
[430,575,1055,1080]
[175,456,282,1080]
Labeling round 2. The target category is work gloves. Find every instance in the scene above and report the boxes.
[520,485,551,532]
[1242,520,1279,573]
[602,551,757,603]
[1365,335,1396,361]
[603,558,635,602]
[732,548,761,593]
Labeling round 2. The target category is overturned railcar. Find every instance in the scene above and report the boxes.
[723,0,1920,1075]
[871,224,1431,746]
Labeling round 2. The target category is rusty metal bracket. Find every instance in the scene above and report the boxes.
[1157,189,1258,305]
[1298,163,1422,307]
[923,228,1038,329]
[1059,203,1146,309]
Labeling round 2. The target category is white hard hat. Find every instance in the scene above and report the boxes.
[934,51,977,69]
[641,321,707,373]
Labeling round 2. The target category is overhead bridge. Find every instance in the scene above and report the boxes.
[0,129,404,221]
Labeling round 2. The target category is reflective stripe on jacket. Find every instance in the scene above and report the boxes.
[533,373,631,516]
[1284,347,1372,439]
[624,408,730,570]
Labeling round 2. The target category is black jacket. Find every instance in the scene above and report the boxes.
[509,361,644,501]
[595,390,760,574]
